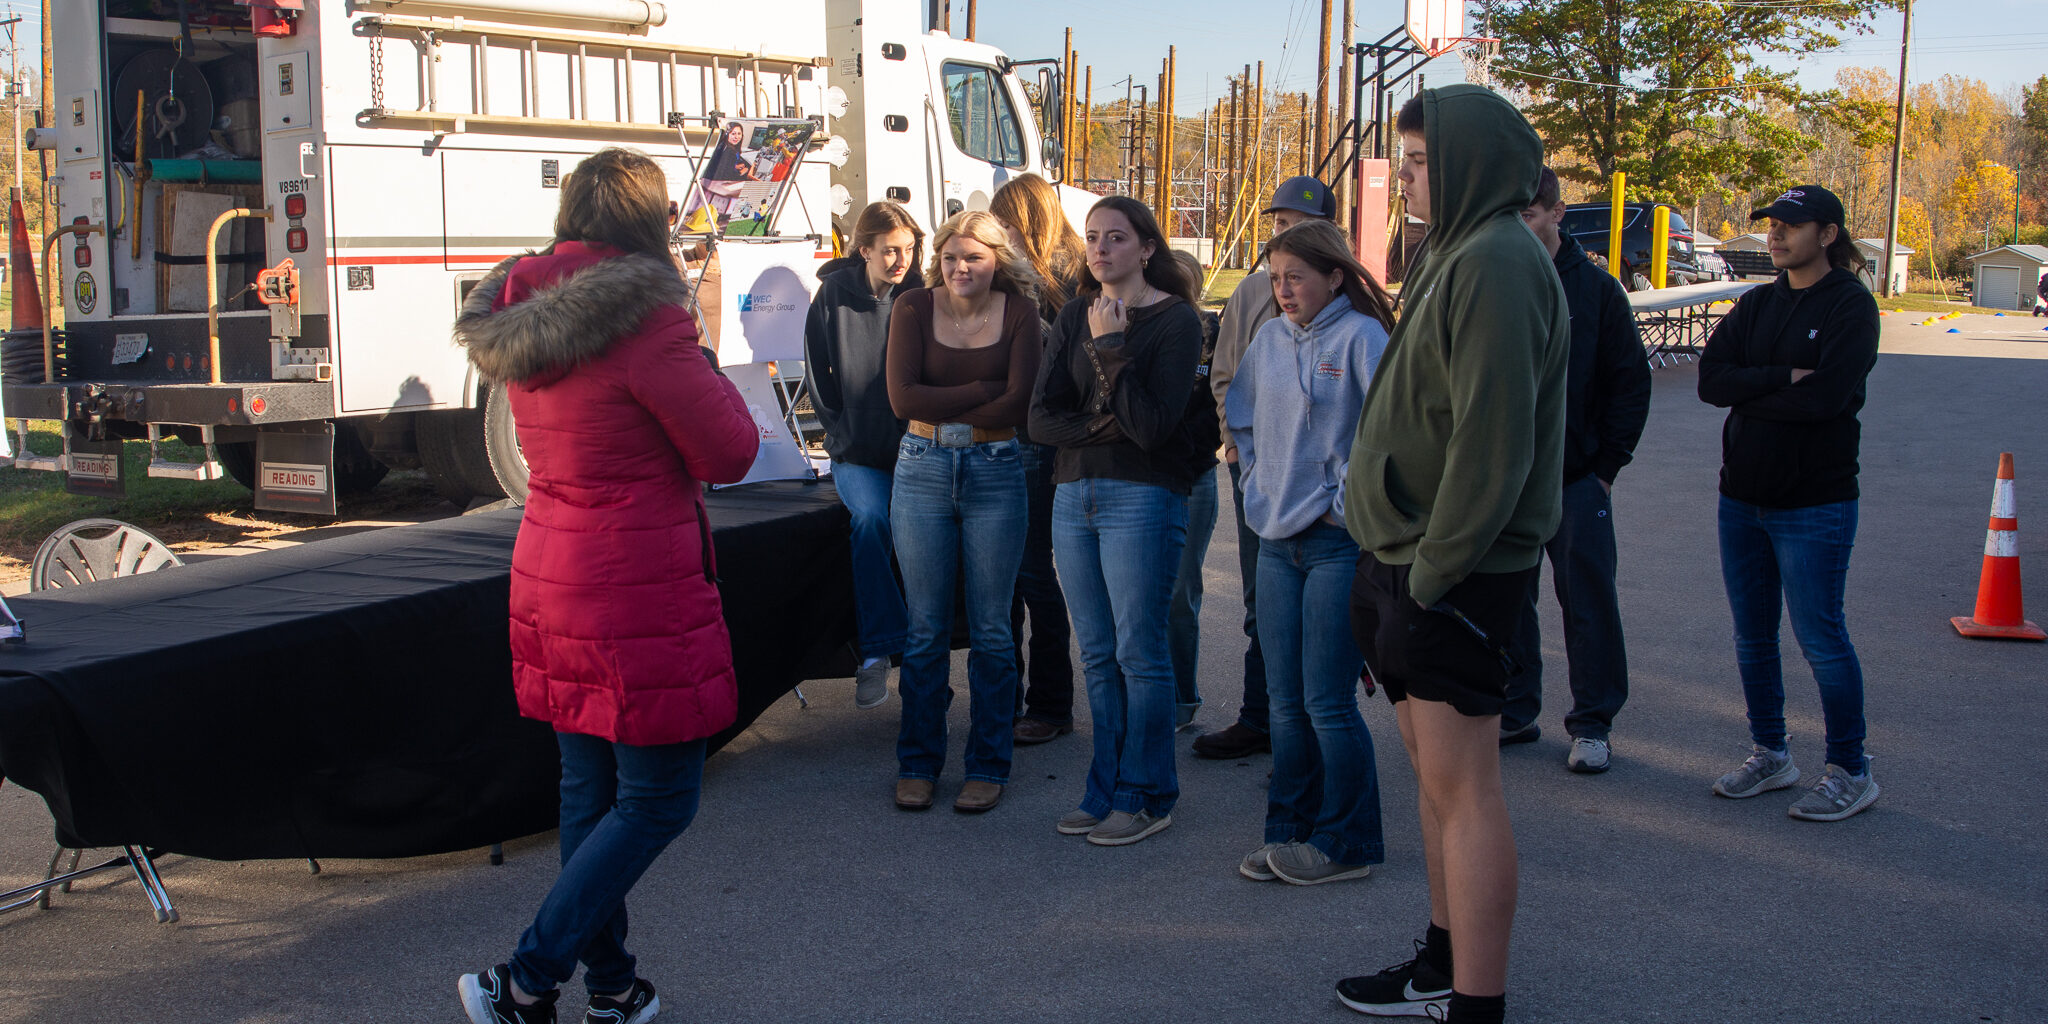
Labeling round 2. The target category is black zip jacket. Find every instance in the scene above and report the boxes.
[1552,233,1652,485]
[1029,293,1206,494]
[1698,266,1879,509]
[802,259,919,470]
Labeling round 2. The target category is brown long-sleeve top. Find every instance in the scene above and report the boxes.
[885,288,1041,428]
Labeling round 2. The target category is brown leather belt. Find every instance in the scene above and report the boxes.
[906,420,1016,446]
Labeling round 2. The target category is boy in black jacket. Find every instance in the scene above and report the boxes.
[1698,184,1881,822]
[1502,168,1652,773]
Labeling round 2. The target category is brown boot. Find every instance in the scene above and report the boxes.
[953,780,1004,814]
[894,778,934,811]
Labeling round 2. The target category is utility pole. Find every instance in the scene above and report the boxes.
[1060,29,1073,181]
[1133,83,1147,199]
[5,15,22,204]
[965,0,977,39]
[1228,76,1241,266]
[1880,0,1911,298]
[1336,0,1354,221]
[38,0,50,233]
[1252,60,1264,258]
[1081,65,1093,189]
[1314,0,1332,161]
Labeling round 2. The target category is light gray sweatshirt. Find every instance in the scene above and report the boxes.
[1225,294,1388,540]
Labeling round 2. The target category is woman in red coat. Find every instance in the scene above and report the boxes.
[452,148,759,1024]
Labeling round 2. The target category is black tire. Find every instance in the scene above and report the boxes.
[215,441,258,490]
[333,421,390,495]
[482,380,529,504]
[416,407,501,505]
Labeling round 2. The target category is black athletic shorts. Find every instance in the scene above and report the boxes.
[1348,554,1537,719]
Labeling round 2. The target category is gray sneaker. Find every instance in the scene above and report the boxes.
[1567,736,1611,774]
[1712,745,1799,799]
[1788,762,1880,822]
[1267,842,1373,885]
[853,659,891,709]
[1055,809,1100,836]
[1085,810,1171,846]
[1238,842,1291,881]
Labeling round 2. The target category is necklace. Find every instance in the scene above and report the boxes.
[943,292,995,334]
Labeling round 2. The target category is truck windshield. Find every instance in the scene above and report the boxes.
[942,63,1026,169]
[1562,207,1640,235]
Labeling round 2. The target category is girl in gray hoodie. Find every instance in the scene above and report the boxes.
[1224,220,1396,886]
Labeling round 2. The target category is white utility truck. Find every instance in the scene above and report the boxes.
[7,0,1082,510]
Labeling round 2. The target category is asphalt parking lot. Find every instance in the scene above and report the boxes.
[2,313,2044,1023]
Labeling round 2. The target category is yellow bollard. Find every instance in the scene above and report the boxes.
[1607,172,1627,283]
[1650,205,1671,290]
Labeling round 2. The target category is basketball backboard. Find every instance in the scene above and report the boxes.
[1406,0,1468,58]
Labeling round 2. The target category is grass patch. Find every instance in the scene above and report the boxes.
[0,421,447,570]
[1880,292,2021,317]
[1202,268,1248,309]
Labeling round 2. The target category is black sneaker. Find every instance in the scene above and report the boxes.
[584,978,659,1024]
[1191,721,1271,759]
[459,964,559,1024]
[1336,942,1453,1017]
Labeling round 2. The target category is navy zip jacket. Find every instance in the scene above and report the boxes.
[1698,266,1880,509]
[1552,232,1652,485]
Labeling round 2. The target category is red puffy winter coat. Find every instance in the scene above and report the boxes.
[456,241,760,746]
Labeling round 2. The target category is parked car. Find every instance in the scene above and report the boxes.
[1561,203,1700,289]
[1694,250,1730,282]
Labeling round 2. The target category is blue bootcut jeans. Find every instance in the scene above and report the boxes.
[830,461,909,662]
[1169,467,1222,720]
[1717,494,1868,772]
[891,433,1027,783]
[1257,522,1385,865]
[510,731,707,999]
[1053,477,1187,818]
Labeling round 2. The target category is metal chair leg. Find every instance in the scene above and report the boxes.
[58,848,81,893]
[125,845,177,924]
[0,848,63,914]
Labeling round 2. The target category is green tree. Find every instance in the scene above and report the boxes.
[1478,0,1894,202]
[2018,75,2048,223]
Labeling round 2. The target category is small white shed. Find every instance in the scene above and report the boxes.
[1855,239,1915,294]
[1718,233,1768,252]
[1966,245,2048,311]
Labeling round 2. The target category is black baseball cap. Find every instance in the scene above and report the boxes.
[1751,185,1845,227]
[1265,176,1335,219]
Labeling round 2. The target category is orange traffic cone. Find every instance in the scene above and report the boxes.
[1952,453,2047,640]
[8,197,43,331]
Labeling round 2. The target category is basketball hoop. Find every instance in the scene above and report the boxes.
[1405,0,1464,58]
[1459,37,1504,89]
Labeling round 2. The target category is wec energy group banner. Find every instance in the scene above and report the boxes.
[715,239,820,364]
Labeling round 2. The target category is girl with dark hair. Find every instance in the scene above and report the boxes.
[1029,195,1207,845]
[804,201,924,711]
[1226,219,1392,886]
[680,122,759,227]
[453,147,760,1024]
[990,174,1083,745]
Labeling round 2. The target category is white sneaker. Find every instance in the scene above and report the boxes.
[1567,736,1611,774]
[1713,745,1799,799]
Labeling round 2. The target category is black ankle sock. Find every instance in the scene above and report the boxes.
[1423,923,1453,974]
[1445,991,1505,1024]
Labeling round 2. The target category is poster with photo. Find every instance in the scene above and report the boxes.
[675,118,816,238]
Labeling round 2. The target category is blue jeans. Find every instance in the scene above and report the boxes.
[1170,467,1222,716]
[1226,461,1270,732]
[891,434,1027,783]
[1717,495,1867,771]
[1013,441,1075,724]
[511,732,706,998]
[832,461,909,661]
[1258,522,1385,865]
[1053,477,1187,817]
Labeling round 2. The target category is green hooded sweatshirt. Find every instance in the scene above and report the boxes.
[1343,84,1569,607]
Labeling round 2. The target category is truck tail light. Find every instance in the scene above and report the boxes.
[74,245,90,267]
[284,194,307,219]
[286,227,308,252]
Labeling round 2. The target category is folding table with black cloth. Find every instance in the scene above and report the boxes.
[0,482,853,887]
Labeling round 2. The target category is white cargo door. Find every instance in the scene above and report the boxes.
[51,2,109,323]
[933,61,1029,221]
[1979,265,2020,311]
[325,145,457,413]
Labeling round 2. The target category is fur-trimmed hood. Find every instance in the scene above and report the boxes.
[455,242,691,384]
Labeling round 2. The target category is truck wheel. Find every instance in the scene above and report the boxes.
[333,422,390,496]
[482,380,530,504]
[416,407,502,505]
[215,441,258,490]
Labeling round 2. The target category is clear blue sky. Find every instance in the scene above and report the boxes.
[972,0,2046,113]
[4,1,2038,111]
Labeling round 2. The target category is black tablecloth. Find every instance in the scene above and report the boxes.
[0,481,853,861]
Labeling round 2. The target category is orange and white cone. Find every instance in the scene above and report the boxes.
[1951,452,2046,641]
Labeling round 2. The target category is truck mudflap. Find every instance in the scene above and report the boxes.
[2,380,336,428]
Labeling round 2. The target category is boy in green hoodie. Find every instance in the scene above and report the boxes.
[1335,86,1568,1024]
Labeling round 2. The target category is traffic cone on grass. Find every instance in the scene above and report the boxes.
[8,197,42,331]
[1952,453,2047,641]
